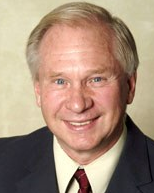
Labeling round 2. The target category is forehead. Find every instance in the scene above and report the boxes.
[37,24,121,75]
[38,23,113,55]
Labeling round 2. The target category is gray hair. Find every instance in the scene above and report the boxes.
[26,2,139,80]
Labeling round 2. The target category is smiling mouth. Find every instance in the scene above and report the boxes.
[69,120,92,126]
[64,117,99,130]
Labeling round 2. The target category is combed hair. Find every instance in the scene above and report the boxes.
[26,2,139,80]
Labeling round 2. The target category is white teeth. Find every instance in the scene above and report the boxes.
[69,120,91,126]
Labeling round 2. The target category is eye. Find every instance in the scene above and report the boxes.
[88,76,108,87]
[55,78,65,85]
[92,77,103,82]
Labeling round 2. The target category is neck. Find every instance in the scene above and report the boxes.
[58,127,123,165]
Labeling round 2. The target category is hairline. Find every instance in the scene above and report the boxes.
[26,2,139,80]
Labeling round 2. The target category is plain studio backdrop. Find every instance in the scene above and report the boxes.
[0,0,154,138]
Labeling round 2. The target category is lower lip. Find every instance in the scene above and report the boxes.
[64,118,98,132]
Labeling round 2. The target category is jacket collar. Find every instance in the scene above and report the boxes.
[106,115,153,193]
[16,127,58,193]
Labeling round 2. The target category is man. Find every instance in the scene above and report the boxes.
[0,2,154,193]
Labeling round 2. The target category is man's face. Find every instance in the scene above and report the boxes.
[34,24,136,163]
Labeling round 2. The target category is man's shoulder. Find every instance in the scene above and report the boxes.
[0,127,52,153]
[0,127,54,192]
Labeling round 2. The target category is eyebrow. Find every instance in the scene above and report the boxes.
[48,71,64,78]
[85,67,115,75]
[48,69,105,77]
[86,69,106,74]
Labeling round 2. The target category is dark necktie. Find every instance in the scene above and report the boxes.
[74,169,92,193]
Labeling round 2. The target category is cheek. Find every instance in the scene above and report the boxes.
[94,87,121,109]
[40,89,65,117]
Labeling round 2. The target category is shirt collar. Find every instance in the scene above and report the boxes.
[54,137,79,193]
[84,124,127,193]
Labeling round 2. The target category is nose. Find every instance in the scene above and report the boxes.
[65,86,93,113]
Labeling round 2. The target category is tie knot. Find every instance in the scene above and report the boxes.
[74,169,91,193]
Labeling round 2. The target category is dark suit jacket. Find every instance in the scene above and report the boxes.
[0,116,154,193]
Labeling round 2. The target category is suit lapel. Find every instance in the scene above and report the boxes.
[106,116,153,193]
[16,128,59,193]
[16,157,58,193]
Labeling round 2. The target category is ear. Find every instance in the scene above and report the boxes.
[127,72,137,104]
[34,81,41,107]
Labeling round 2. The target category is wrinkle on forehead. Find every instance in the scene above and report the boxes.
[45,44,110,57]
